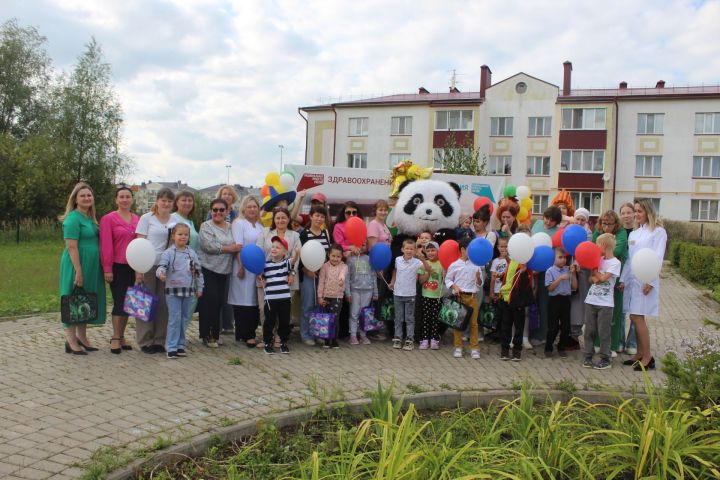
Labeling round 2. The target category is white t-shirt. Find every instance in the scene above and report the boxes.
[490,257,508,294]
[136,213,175,265]
[585,257,621,307]
[393,256,423,297]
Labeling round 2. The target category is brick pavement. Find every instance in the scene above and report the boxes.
[0,265,718,479]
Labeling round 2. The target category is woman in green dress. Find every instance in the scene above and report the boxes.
[59,182,106,355]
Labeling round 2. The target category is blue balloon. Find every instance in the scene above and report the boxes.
[468,237,493,266]
[562,224,587,256]
[369,243,392,271]
[527,245,555,272]
[240,244,266,275]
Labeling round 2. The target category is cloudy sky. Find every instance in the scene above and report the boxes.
[5,0,720,188]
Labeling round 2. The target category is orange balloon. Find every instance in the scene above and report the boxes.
[261,185,270,197]
[518,207,529,221]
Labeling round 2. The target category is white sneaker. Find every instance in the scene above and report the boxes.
[522,340,533,350]
[611,351,618,358]
[470,349,480,359]
[625,347,637,355]
[453,348,463,358]
[594,346,600,353]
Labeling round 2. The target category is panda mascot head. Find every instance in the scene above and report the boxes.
[394,179,462,238]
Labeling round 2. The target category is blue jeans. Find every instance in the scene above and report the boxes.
[300,275,317,341]
[394,295,416,340]
[166,295,193,352]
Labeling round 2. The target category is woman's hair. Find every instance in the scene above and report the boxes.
[635,198,663,230]
[335,200,362,224]
[472,204,491,223]
[150,188,176,215]
[172,190,195,215]
[543,205,563,225]
[309,205,328,218]
[115,185,133,198]
[496,199,520,221]
[374,199,389,216]
[238,195,260,219]
[328,243,343,256]
[210,198,229,210]
[59,182,97,223]
[216,185,239,206]
[271,207,291,230]
[598,209,621,234]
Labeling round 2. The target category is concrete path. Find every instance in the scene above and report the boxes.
[0,265,718,479]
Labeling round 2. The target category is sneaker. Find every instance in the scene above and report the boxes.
[582,357,594,368]
[361,335,371,345]
[141,345,156,354]
[153,345,166,353]
[206,340,218,349]
[430,339,440,350]
[373,333,387,341]
[511,351,522,362]
[349,335,360,345]
[392,338,402,349]
[625,347,637,355]
[403,340,414,351]
[470,349,480,359]
[544,350,553,358]
[594,359,611,370]
[303,339,316,347]
[500,349,510,361]
[323,339,331,349]
[418,340,429,350]
[558,350,568,358]
[611,351,618,358]
[453,348,463,358]
[280,344,290,354]
[594,346,600,353]
[166,351,178,359]
[176,349,187,357]
[522,340,533,350]
[331,339,340,349]
[264,345,275,355]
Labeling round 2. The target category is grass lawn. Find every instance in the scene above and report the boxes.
[0,241,64,317]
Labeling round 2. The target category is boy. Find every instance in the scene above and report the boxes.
[544,248,577,358]
[445,237,484,359]
[583,233,621,370]
[259,236,295,355]
[417,241,444,350]
[388,238,433,351]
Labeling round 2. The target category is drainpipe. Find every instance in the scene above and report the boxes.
[297,108,308,165]
[331,105,338,167]
[611,99,619,210]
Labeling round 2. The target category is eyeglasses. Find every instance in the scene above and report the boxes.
[212,208,226,213]
[345,210,358,216]
[601,222,615,226]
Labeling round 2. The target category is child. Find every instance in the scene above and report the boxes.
[583,233,621,370]
[259,236,295,355]
[317,244,348,349]
[345,243,378,345]
[544,248,577,358]
[455,214,476,241]
[489,237,509,303]
[157,223,204,359]
[417,241,444,350]
[415,230,433,258]
[445,237,484,359]
[388,238,432,350]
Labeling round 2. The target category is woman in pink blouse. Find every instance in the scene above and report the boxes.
[332,201,363,256]
[99,186,140,354]
[367,199,391,250]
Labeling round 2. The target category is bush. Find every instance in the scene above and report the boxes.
[663,328,720,409]
[667,240,682,266]
[670,240,720,288]
[665,219,720,247]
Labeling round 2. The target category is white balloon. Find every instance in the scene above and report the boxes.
[631,248,662,283]
[516,185,530,200]
[531,232,553,248]
[300,240,326,272]
[126,238,156,274]
[507,233,534,264]
[279,173,295,190]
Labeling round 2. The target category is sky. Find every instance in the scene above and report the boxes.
[4,0,720,188]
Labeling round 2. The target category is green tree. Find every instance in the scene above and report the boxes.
[435,132,487,176]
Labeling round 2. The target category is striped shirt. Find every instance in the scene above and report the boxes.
[264,258,292,300]
[305,229,330,253]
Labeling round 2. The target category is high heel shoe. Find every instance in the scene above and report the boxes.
[633,357,655,371]
[120,336,133,351]
[76,339,99,352]
[622,358,641,366]
[65,342,87,355]
[110,337,122,355]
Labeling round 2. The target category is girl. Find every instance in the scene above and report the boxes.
[455,214,475,241]
[489,237,509,303]
[417,241,443,350]
[317,244,348,348]
[157,223,204,359]
[345,242,378,345]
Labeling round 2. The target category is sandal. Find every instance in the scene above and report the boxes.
[120,336,133,351]
[110,337,122,355]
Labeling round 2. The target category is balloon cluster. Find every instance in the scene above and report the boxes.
[259,170,296,226]
[388,160,433,198]
[501,184,533,222]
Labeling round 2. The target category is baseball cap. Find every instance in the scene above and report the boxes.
[310,192,327,203]
[271,236,288,251]
[425,241,439,250]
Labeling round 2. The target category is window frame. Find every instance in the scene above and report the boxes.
[637,113,664,135]
[634,155,662,177]
[695,113,720,135]
[347,153,367,169]
[526,156,550,176]
[391,116,413,136]
[569,191,603,216]
[348,117,368,137]
[490,117,514,136]
[531,194,549,215]
[488,155,512,176]
[693,156,720,178]
[560,150,605,173]
[561,108,607,130]
[434,110,473,131]
[528,116,552,136]
[690,199,719,221]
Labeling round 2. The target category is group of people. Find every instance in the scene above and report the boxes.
[58,181,666,371]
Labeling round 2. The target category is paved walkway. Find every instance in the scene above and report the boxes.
[0,265,718,480]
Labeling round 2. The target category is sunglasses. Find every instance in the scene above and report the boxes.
[345,210,358,216]
[212,208,226,213]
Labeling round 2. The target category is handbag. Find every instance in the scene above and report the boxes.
[123,284,159,322]
[378,297,395,322]
[309,307,336,339]
[479,301,500,331]
[61,286,98,325]
[359,306,384,332]
[439,296,473,331]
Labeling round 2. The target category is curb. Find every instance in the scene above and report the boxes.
[106,389,647,480]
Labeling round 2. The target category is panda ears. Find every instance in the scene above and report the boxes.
[397,179,412,194]
[449,182,461,199]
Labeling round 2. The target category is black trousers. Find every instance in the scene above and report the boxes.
[500,299,525,353]
[199,268,227,341]
[420,296,441,341]
[545,295,572,352]
[234,305,259,342]
[263,298,291,345]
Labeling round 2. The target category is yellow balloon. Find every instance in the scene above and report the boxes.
[521,197,533,210]
[390,175,408,198]
[274,184,286,194]
[265,172,280,186]
[518,207,529,221]
[261,211,272,227]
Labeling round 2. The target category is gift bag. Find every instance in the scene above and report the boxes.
[378,297,394,322]
[359,306,383,332]
[439,296,473,331]
[309,307,336,339]
[479,301,500,331]
[123,284,159,322]
[61,286,98,325]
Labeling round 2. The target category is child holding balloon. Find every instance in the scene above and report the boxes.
[345,242,378,345]
[317,244,348,349]
[417,241,444,350]
[543,248,577,358]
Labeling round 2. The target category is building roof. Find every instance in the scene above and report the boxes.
[301,91,483,111]
[559,85,720,102]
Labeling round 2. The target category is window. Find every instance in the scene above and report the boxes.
[432,148,470,170]
[528,117,552,136]
[693,156,720,178]
[695,113,720,134]
[389,153,411,168]
[570,191,603,216]
[560,150,604,172]
[635,156,662,177]
[391,116,412,135]
[532,195,549,214]
[490,117,513,136]
[633,197,661,214]
[527,156,550,176]
[348,117,368,136]
[561,108,606,130]
[347,153,367,169]
[691,200,719,221]
[435,110,473,131]
[637,113,664,134]
[488,156,512,175]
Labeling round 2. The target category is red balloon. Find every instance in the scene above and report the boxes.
[439,240,460,270]
[345,217,367,248]
[575,241,602,269]
[552,228,565,248]
[473,196,495,216]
